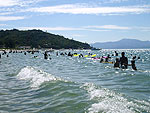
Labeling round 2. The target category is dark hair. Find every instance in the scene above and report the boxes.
[121,52,125,56]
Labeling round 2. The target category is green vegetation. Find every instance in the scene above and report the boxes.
[0,29,92,49]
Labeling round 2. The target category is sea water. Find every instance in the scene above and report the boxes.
[0,49,150,113]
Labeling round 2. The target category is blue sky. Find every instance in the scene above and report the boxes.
[0,0,150,43]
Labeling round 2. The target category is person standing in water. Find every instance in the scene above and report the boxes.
[44,51,48,59]
[131,56,137,70]
[114,58,120,68]
[115,51,118,56]
[120,52,128,69]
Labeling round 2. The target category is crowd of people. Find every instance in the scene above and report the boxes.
[0,49,139,70]
[58,50,139,70]
[113,52,138,70]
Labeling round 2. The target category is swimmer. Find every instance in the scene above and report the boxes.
[114,58,120,68]
[105,57,109,62]
[131,56,137,70]
[115,51,118,56]
[34,56,38,58]
[68,52,72,57]
[44,51,48,59]
[100,57,104,63]
[56,52,58,56]
[120,52,128,69]
[79,54,83,58]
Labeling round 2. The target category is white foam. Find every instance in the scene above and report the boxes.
[82,83,150,113]
[17,66,62,88]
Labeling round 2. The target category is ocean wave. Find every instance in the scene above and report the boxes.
[81,83,150,113]
[17,66,65,88]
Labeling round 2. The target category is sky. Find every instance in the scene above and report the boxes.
[0,0,150,43]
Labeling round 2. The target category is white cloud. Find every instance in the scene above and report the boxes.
[82,28,109,32]
[17,0,47,7]
[0,0,19,7]
[19,26,111,32]
[0,12,15,16]
[18,25,150,32]
[85,25,131,30]
[0,0,46,7]
[103,0,129,4]
[0,16,26,21]
[18,26,125,32]
[19,27,84,31]
[27,4,150,15]
[0,0,47,18]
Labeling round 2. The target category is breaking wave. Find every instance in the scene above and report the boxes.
[81,83,150,113]
[17,66,64,88]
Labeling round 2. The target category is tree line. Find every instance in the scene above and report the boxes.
[0,29,92,49]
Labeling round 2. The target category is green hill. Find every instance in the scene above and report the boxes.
[0,29,91,49]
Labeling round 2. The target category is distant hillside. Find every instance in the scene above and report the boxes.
[91,39,150,49]
[0,29,91,49]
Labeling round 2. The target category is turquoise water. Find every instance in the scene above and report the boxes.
[0,49,150,113]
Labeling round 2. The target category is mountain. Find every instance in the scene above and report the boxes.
[0,29,91,49]
[91,39,150,49]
